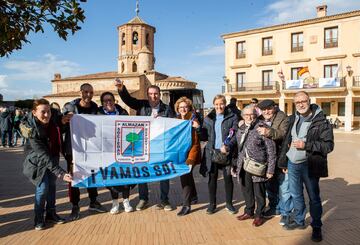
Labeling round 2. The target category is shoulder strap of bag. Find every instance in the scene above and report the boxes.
[238,127,250,152]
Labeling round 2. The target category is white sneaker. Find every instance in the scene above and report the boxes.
[123,199,133,213]
[110,199,120,214]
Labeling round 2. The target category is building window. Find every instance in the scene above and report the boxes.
[236,72,245,91]
[291,67,302,80]
[121,62,125,73]
[338,102,345,116]
[121,33,125,45]
[262,37,273,56]
[132,62,137,72]
[146,33,150,46]
[324,27,338,48]
[132,31,139,45]
[354,102,360,116]
[321,102,331,117]
[324,64,338,78]
[291,32,303,52]
[236,41,246,58]
[262,70,273,88]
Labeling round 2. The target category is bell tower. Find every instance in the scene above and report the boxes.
[117,0,155,74]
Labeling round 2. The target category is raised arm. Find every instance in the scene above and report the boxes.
[115,79,143,111]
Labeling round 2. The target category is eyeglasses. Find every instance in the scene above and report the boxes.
[294,100,309,106]
[243,113,255,116]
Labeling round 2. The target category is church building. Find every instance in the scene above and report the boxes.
[44,4,197,114]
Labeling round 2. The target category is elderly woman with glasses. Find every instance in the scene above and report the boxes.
[174,96,201,216]
[232,105,276,227]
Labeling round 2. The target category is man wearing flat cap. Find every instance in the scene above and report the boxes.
[257,100,292,226]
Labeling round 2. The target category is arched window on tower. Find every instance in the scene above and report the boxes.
[132,62,137,72]
[121,62,125,73]
[121,33,125,45]
[146,33,150,46]
[132,31,138,45]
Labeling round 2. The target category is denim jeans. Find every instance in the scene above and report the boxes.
[13,129,25,146]
[1,130,12,146]
[288,160,322,228]
[138,179,169,202]
[34,170,57,224]
[266,170,293,216]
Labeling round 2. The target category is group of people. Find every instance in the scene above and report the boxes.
[20,80,334,243]
[0,107,27,147]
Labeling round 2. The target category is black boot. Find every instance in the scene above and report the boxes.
[311,227,323,242]
[177,206,191,216]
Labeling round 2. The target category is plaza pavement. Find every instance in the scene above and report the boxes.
[0,132,360,245]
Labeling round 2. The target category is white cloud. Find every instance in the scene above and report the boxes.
[3,53,81,82]
[0,53,81,100]
[260,0,360,25]
[193,45,224,56]
[0,88,51,100]
[0,75,8,89]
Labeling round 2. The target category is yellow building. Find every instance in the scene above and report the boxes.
[44,9,197,114]
[222,5,360,131]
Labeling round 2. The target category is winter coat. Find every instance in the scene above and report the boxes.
[200,108,238,175]
[62,98,99,156]
[21,109,66,186]
[234,119,276,182]
[177,112,201,165]
[278,104,334,178]
[117,85,175,118]
[0,110,13,131]
[258,109,289,165]
[226,103,242,121]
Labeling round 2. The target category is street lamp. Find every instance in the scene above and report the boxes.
[222,76,229,83]
[346,65,352,76]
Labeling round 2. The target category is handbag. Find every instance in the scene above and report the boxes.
[243,148,267,176]
[210,128,235,165]
[211,149,229,165]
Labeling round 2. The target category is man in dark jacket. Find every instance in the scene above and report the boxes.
[62,83,106,220]
[1,107,14,147]
[227,98,242,121]
[256,100,292,226]
[115,79,175,211]
[278,91,334,242]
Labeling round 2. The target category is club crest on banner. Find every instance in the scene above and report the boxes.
[115,120,150,163]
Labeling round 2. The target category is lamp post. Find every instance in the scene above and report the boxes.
[346,65,352,76]
[222,76,230,93]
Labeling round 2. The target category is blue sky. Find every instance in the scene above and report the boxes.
[1,0,360,106]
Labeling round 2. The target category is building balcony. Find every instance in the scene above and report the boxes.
[262,48,273,56]
[324,38,338,48]
[226,81,279,95]
[282,77,346,93]
[291,43,303,52]
[236,52,246,59]
[353,76,360,87]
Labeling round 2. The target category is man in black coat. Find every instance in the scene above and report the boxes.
[62,83,106,220]
[115,79,175,212]
[278,91,334,242]
[0,107,14,147]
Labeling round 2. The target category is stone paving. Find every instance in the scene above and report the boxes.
[1,132,360,245]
